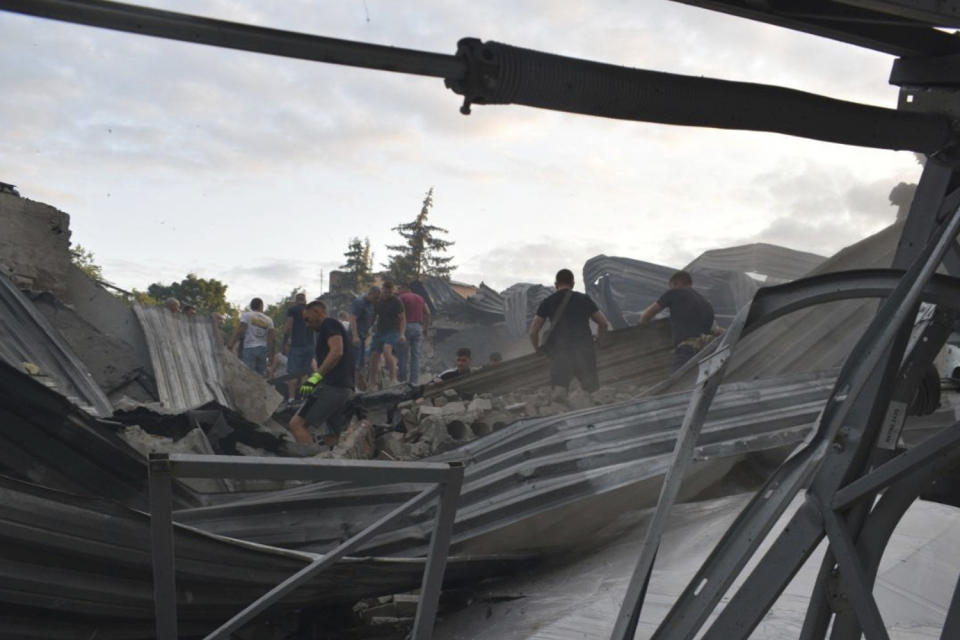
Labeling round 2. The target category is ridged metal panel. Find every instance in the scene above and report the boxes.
[178,371,838,558]
[684,243,826,283]
[133,305,233,413]
[0,272,112,416]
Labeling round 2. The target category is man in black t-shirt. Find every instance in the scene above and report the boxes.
[530,269,609,396]
[368,282,406,389]
[286,299,355,453]
[640,270,722,370]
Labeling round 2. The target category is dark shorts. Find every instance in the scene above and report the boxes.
[673,345,698,371]
[295,384,354,437]
[287,345,314,375]
[370,330,401,354]
[548,343,599,392]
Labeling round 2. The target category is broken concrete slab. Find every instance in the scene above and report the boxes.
[0,192,71,296]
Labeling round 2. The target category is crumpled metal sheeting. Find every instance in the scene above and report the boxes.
[431,494,960,640]
[0,272,112,416]
[465,281,506,321]
[684,242,825,283]
[0,359,194,509]
[427,320,674,398]
[0,473,532,636]
[503,283,555,338]
[583,255,675,329]
[178,371,838,558]
[133,305,232,413]
[414,277,468,315]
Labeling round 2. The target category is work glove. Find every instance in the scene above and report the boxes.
[299,372,323,397]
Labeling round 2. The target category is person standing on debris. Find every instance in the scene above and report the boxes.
[529,269,609,397]
[639,270,723,370]
[435,347,473,382]
[349,286,380,390]
[230,297,275,376]
[396,282,431,384]
[368,282,406,389]
[287,299,355,453]
[282,292,314,403]
[163,297,180,313]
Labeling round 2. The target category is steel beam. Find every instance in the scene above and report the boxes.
[169,453,453,484]
[0,0,463,78]
[204,484,442,640]
[411,462,465,640]
[148,453,178,640]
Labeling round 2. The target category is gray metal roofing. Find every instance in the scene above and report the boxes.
[684,242,826,283]
[0,272,113,416]
[133,305,233,413]
[0,474,527,636]
[177,370,837,557]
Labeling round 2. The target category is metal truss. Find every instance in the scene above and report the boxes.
[148,453,464,640]
[611,158,960,640]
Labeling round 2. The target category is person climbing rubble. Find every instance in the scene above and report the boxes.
[368,281,406,389]
[349,285,380,391]
[529,268,609,399]
[282,292,314,403]
[230,297,275,376]
[396,282,431,384]
[285,299,355,455]
[435,347,473,382]
[639,269,724,370]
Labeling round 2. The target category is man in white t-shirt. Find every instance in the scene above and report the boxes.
[230,297,275,376]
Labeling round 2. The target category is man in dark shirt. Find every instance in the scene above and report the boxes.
[282,292,314,402]
[640,270,722,370]
[435,347,473,382]
[286,299,355,453]
[530,269,609,397]
[349,286,380,390]
[369,282,406,389]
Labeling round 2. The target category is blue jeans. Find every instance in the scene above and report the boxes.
[396,323,423,383]
[242,345,267,375]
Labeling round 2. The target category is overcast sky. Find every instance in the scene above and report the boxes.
[0,1,922,305]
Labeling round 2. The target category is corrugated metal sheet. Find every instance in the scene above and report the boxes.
[684,243,826,283]
[465,282,506,321]
[179,371,838,557]
[0,359,194,509]
[0,474,528,637]
[503,283,555,338]
[133,305,233,413]
[0,272,113,416]
[427,320,675,397]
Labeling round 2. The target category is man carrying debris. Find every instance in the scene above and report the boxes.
[639,270,723,370]
[368,282,406,389]
[396,282,431,384]
[349,286,380,390]
[230,297,275,376]
[530,269,609,397]
[287,299,355,453]
[282,292,314,403]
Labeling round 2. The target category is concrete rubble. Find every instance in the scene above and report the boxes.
[2,185,960,640]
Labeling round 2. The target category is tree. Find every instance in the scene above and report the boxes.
[69,244,104,281]
[384,187,455,283]
[340,237,375,291]
[265,287,305,331]
[146,273,231,314]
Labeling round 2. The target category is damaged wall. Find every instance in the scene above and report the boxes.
[0,192,72,295]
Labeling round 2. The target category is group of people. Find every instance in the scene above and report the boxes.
[527,268,722,400]
[221,269,720,455]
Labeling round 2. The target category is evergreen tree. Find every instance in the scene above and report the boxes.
[341,237,375,291]
[384,187,455,283]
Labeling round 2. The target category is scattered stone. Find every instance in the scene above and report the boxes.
[505,402,526,412]
[433,396,448,408]
[331,419,375,459]
[442,400,466,415]
[467,397,492,412]
[443,388,459,399]
[418,405,444,416]
[567,389,593,410]
[377,431,412,461]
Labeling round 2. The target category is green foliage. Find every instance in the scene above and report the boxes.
[264,287,305,336]
[69,244,104,281]
[340,237,375,292]
[384,187,455,283]
[146,273,231,315]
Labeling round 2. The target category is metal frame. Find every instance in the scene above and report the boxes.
[148,453,464,640]
[611,157,960,639]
